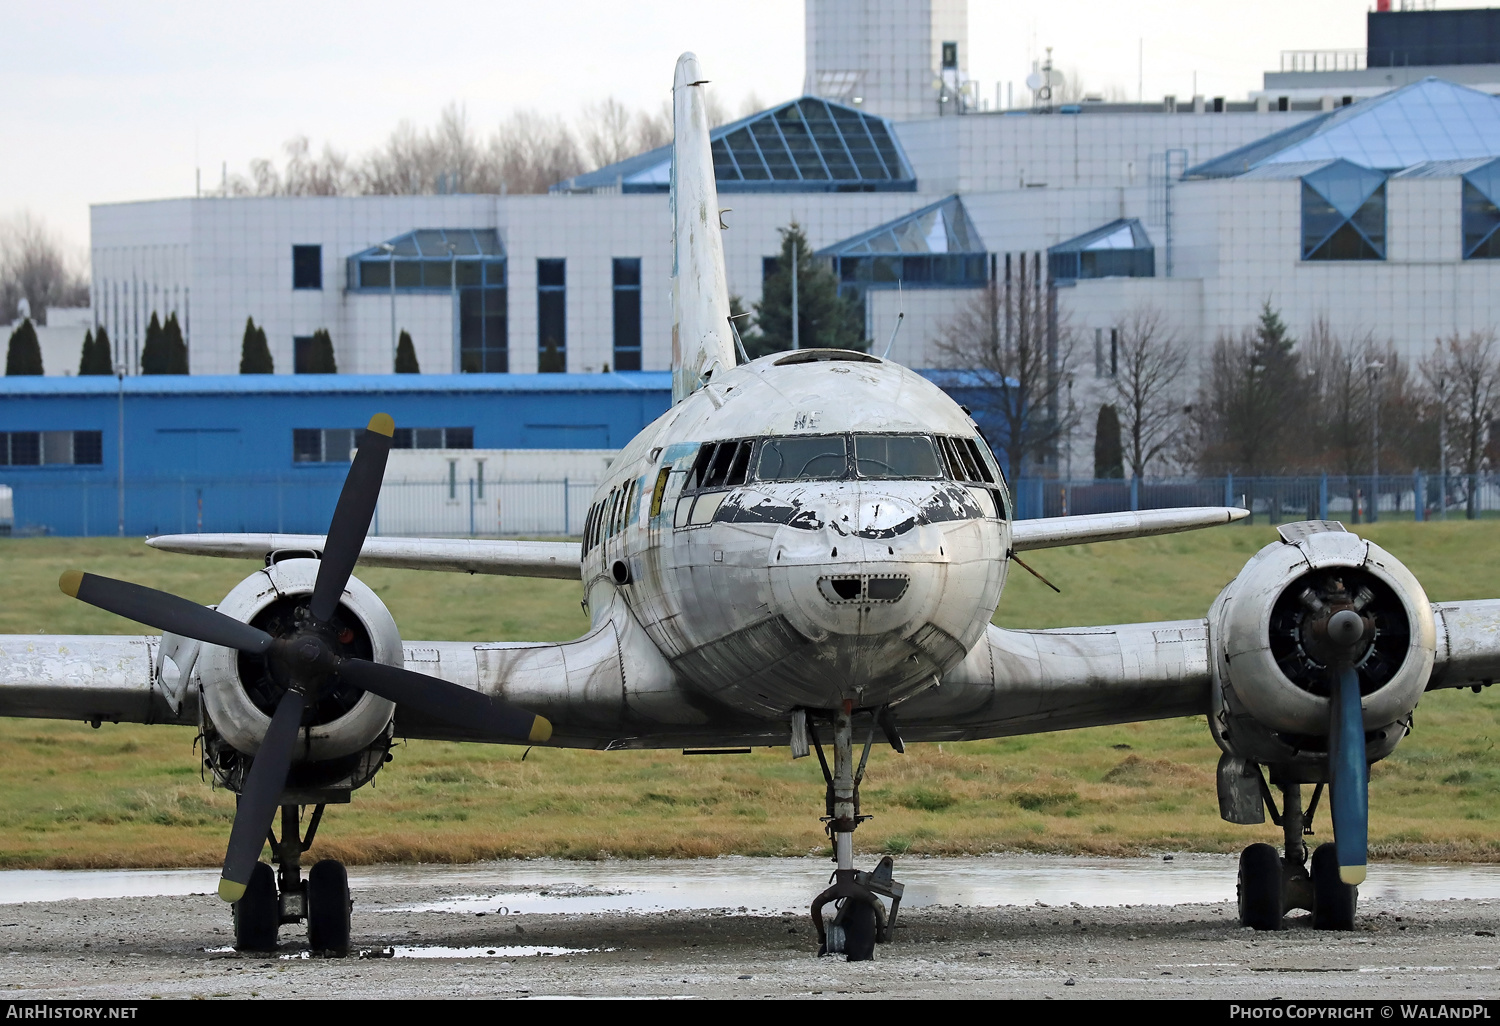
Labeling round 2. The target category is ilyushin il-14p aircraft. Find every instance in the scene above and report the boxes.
[4,53,1500,963]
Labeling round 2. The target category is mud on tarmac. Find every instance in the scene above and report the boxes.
[2,882,1500,999]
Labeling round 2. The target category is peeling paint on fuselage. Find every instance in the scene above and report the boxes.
[581,352,1011,718]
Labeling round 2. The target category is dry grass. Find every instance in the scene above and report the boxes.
[2,520,1499,867]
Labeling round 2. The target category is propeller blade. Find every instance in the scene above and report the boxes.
[310,413,395,624]
[60,571,274,656]
[338,658,552,743]
[1328,664,1369,886]
[218,689,306,902]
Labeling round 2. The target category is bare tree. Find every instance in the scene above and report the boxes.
[1421,330,1500,518]
[0,213,89,324]
[935,260,1076,480]
[579,97,641,169]
[488,110,585,193]
[1107,307,1189,479]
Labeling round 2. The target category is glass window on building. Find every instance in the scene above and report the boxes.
[292,245,322,290]
[1462,159,1500,260]
[1301,162,1387,261]
[613,258,642,371]
[537,258,566,372]
[391,427,473,449]
[0,430,101,466]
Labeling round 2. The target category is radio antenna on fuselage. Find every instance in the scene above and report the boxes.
[880,280,905,360]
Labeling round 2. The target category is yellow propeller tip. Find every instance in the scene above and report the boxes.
[529,716,553,744]
[1339,865,1366,886]
[217,878,247,903]
[58,571,84,598]
[367,413,395,437]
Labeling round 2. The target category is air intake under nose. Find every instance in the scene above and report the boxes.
[818,575,910,605]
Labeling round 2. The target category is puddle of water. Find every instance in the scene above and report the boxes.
[361,945,592,959]
[205,943,593,959]
[5,856,1500,912]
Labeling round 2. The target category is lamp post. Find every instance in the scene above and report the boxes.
[790,239,799,351]
[1438,375,1448,519]
[375,242,397,371]
[447,242,458,373]
[116,363,125,538]
[1368,359,1384,521]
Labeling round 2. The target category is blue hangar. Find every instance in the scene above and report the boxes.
[0,374,671,537]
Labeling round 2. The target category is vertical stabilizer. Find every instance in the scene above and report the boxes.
[671,53,736,405]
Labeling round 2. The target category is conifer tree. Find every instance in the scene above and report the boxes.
[1094,404,1124,479]
[81,326,115,375]
[78,328,112,375]
[537,340,565,373]
[304,328,337,373]
[5,318,43,375]
[139,313,169,374]
[751,223,863,357]
[239,317,274,373]
[395,330,420,373]
[162,313,189,373]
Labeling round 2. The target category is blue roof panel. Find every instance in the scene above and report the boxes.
[559,97,917,194]
[1187,79,1500,178]
[816,196,984,257]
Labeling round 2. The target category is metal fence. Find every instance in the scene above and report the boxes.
[5,472,1500,539]
[1012,473,1500,523]
[0,477,601,539]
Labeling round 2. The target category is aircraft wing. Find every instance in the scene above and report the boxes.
[144,508,1247,581]
[9,597,1500,748]
[1009,507,1248,552]
[146,534,582,580]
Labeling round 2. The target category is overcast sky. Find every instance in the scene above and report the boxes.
[4,0,1490,254]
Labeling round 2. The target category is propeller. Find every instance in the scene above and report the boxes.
[59,413,552,903]
[1301,585,1371,887]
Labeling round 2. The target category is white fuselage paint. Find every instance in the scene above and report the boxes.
[579,351,1010,719]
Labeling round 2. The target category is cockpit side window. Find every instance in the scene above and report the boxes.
[853,434,942,480]
[755,435,849,482]
[686,439,754,492]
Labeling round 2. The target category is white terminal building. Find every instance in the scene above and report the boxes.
[87,0,1500,387]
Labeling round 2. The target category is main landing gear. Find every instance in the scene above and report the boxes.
[1237,780,1357,932]
[232,803,352,955]
[805,704,905,962]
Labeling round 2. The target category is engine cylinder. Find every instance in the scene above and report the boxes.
[1210,527,1434,742]
[198,558,400,760]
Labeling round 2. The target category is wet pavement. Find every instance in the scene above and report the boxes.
[1,857,1498,998]
[5,855,1500,912]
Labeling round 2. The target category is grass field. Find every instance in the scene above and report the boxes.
[2,520,1499,869]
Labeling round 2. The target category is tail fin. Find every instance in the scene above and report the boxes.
[670,52,736,405]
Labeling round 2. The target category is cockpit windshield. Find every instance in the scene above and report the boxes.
[853,434,942,480]
[756,436,848,481]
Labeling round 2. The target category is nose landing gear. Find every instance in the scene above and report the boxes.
[231,802,352,955]
[807,705,905,961]
[1237,779,1358,932]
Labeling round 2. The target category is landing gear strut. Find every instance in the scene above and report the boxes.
[231,803,351,954]
[807,704,904,961]
[1237,778,1357,931]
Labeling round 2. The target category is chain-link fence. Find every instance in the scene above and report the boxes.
[0,477,600,538]
[1012,473,1500,523]
[5,472,1500,538]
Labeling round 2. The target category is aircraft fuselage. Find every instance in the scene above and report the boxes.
[579,350,1011,717]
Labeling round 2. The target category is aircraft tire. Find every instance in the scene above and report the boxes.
[307,859,352,955]
[842,900,878,962]
[1310,843,1357,931]
[1237,843,1284,931]
[233,862,279,952]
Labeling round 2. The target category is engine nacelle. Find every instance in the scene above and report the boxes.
[1207,524,1435,777]
[198,558,400,762]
